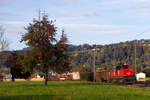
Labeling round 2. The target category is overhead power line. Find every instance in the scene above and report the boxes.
[134,27,150,39]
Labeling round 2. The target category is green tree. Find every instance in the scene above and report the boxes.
[21,16,70,85]
[17,48,39,73]
[7,51,30,82]
[143,68,150,77]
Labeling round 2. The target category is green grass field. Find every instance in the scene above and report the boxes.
[0,81,150,100]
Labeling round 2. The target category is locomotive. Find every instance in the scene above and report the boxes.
[96,64,136,84]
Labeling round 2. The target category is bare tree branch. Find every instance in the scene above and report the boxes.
[0,25,9,51]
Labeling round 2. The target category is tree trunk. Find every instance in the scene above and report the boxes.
[11,68,15,82]
[12,73,15,82]
[45,70,48,86]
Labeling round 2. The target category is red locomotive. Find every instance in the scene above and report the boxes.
[110,65,134,77]
[96,64,136,84]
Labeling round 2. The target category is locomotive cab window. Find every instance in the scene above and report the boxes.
[123,65,128,69]
[116,66,121,70]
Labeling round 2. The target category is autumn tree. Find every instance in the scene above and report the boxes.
[21,16,70,85]
[54,30,70,74]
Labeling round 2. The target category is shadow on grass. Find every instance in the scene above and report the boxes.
[0,95,71,100]
[2,81,113,88]
[1,94,150,100]
[26,81,112,87]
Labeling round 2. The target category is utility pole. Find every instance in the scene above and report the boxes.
[38,10,48,21]
[38,9,41,21]
[114,46,117,67]
[93,45,97,82]
[133,27,150,74]
[134,40,137,75]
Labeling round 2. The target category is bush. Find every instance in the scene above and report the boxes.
[0,75,3,81]
[143,68,150,77]
[80,72,93,81]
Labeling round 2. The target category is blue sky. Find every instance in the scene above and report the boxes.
[1,0,150,50]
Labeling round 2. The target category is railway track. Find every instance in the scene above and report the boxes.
[127,80,150,89]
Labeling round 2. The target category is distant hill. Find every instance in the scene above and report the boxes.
[1,39,150,72]
[0,51,12,68]
[23,47,32,51]
[69,39,150,72]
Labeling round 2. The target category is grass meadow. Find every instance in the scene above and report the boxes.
[0,81,150,100]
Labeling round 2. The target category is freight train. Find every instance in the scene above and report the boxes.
[96,64,136,84]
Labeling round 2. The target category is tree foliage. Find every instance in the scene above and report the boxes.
[143,68,150,77]
[17,48,39,73]
[7,51,30,82]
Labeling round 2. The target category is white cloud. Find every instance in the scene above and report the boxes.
[0,21,28,35]
[6,21,28,25]
[0,0,27,7]
[57,23,148,32]
[95,0,150,19]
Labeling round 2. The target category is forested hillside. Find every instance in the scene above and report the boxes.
[1,39,150,73]
[69,39,150,72]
